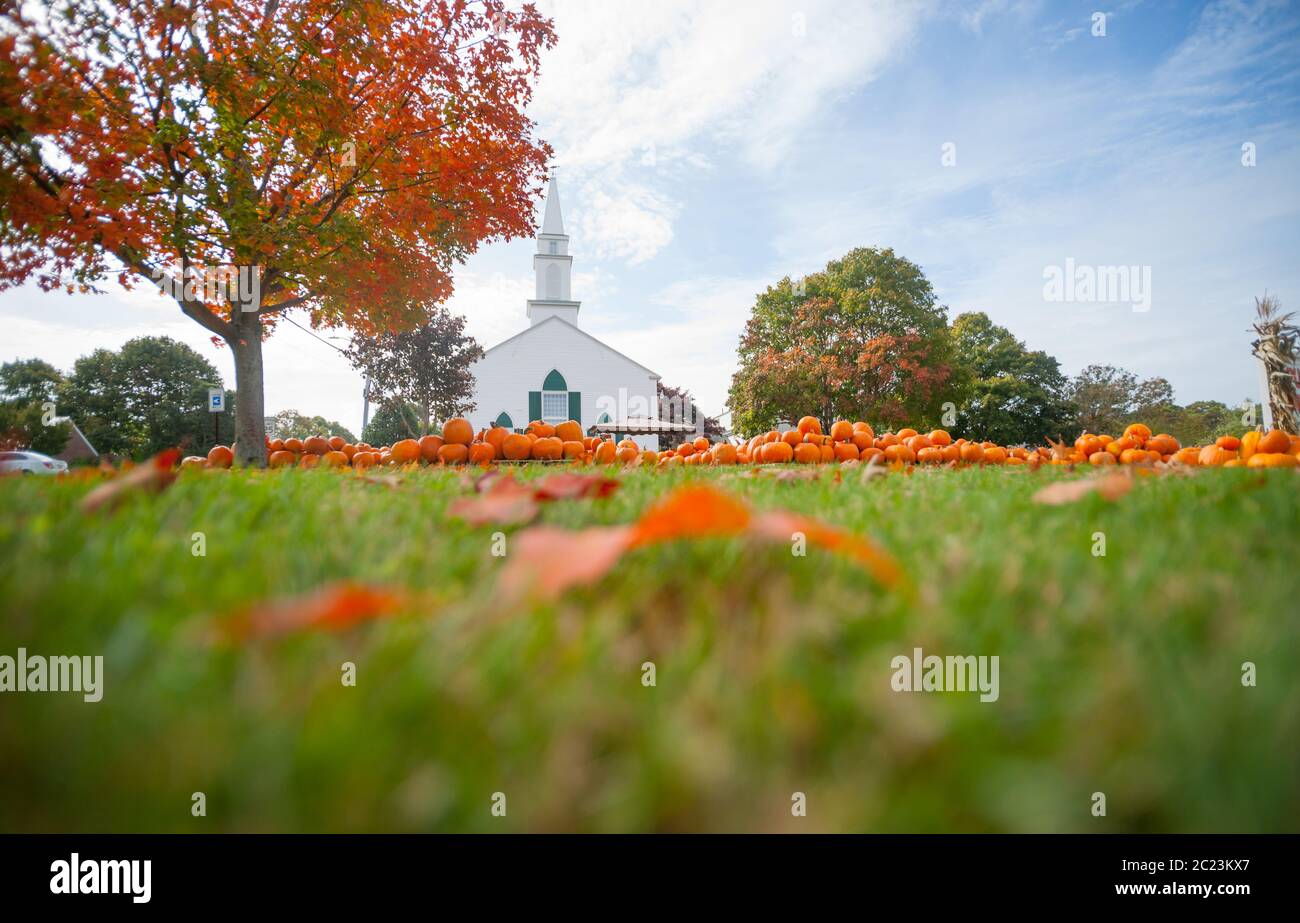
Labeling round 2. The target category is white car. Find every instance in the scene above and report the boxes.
[0,450,69,475]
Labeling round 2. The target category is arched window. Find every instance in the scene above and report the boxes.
[540,369,568,423]
[545,263,561,299]
[531,370,579,427]
[494,411,514,430]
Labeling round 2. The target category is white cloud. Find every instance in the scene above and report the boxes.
[531,0,930,263]
[585,274,769,418]
[575,184,676,265]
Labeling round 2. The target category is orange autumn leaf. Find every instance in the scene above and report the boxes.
[629,484,752,547]
[450,471,620,526]
[0,2,556,465]
[531,472,620,501]
[753,511,903,590]
[80,448,181,514]
[499,484,902,602]
[219,582,409,641]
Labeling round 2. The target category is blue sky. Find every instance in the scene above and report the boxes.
[3,0,1298,434]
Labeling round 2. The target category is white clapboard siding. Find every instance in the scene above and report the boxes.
[469,315,662,450]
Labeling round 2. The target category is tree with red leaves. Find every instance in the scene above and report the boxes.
[727,247,955,434]
[0,0,555,464]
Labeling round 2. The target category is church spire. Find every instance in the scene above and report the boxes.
[528,172,580,327]
[541,173,564,236]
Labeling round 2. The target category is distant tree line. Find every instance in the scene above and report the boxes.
[727,246,1254,446]
[1,337,341,460]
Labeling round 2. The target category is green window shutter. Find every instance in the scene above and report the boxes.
[528,391,541,422]
[567,391,581,422]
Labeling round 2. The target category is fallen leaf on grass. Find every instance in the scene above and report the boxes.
[217,581,409,641]
[531,471,620,501]
[450,471,619,525]
[860,455,888,483]
[498,525,633,601]
[770,467,826,482]
[754,511,903,589]
[499,483,904,602]
[629,484,751,546]
[1032,473,1133,505]
[447,490,540,526]
[81,448,181,514]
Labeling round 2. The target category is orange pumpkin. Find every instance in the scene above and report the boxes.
[502,433,532,460]
[796,416,822,436]
[1257,429,1293,454]
[554,420,583,442]
[1247,452,1298,468]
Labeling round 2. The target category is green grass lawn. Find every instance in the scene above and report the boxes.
[1,463,1298,832]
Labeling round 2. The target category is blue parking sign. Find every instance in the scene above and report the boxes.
[208,388,225,412]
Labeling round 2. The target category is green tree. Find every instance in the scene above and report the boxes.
[345,308,483,435]
[0,358,64,403]
[271,410,356,444]
[0,403,71,455]
[727,247,955,435]
[361,401,421,447]
[1068,365,1136,435]
[1066,367,1248,446]
[0,358,72,454]
[1177,400,1248,446]
[949,312,1076,445]
[59,337,232,458]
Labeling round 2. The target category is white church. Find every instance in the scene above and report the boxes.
[467,176,695,450]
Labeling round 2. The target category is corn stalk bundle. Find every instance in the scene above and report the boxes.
[1251,294,1300,433]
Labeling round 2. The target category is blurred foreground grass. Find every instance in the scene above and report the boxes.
[1,464,1297,832]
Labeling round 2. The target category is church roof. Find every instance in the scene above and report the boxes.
[481,314,661,379]
[541,174,564,236]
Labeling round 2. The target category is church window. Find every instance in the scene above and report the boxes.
[548,241,558,255]
[542,392,567,422]
[545,263,561,298]
[541,369,568,423]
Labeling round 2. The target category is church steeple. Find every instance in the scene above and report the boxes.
[541,174,565,236]
[528,172,580,326]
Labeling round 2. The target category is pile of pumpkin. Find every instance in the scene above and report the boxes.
[729,418,1300,468]
[190,416,1300,470]
[1067,425,1300,468]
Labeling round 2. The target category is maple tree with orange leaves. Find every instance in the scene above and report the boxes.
[0,0,555,464]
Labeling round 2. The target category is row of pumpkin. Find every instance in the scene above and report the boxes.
[190,416,1300,470]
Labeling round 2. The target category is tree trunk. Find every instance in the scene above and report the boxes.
[229,311,268,466]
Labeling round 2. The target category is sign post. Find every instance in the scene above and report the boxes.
[208,388,225,447]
